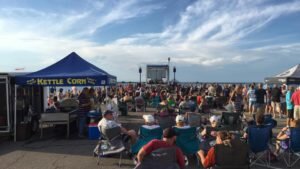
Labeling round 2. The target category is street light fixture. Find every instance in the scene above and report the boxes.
[139,67,142,86]
[168,57,170,85]
[173,66,176,85]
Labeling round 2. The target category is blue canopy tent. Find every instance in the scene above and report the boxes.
[15,52,117,86]
[13,52,117,141]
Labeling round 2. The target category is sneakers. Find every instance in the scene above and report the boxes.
[133,157,138,165]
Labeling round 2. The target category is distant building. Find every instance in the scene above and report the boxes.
[146,65,169,84]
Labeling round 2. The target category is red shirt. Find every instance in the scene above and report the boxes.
[292,90,300,106]
[203,147,216,168]
[197,96,202,105]
[142,139,185,169]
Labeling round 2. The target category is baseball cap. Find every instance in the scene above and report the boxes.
[143,115,155,123]
[209,115,219,123]
[163,128,178,138]
[103,110,114,116]
[175,115,185,122]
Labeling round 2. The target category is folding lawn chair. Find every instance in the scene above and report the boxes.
[278,127,300,168]
[247,125,273,168]
[94,126,127,168]
[131,126,163,154]
[134,147,180,169]
[213,139,249,169]
[173,127,200,156]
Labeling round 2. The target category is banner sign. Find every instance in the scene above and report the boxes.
[26,78,98,86]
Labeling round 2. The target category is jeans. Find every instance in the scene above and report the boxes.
[78,115,87,136]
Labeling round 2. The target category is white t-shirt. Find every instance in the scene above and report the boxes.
[98,118,121,131]
[247,89,256,102]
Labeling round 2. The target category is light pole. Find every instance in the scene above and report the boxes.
[168,57,170,85]
[173,66,176,85]
[139,67,142,86]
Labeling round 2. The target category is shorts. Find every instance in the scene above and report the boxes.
[288,109,294,119]
[271,102,281,112]
[249,100,256,107]
[294,105,300,120]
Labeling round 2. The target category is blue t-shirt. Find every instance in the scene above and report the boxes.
[286,90,293,110]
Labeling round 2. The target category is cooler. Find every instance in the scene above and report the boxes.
[88,123,100,140]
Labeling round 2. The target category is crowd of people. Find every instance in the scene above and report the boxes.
[47,82,300,168]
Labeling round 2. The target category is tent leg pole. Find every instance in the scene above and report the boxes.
[14,85,17,142]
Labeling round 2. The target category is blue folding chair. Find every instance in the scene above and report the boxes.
[280,127,300,168]
[252,114,277,128]
[247,125,272,168]
[173,127,200,155]
[131,126,163,154]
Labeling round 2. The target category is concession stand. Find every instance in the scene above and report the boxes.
[12,52,116,141]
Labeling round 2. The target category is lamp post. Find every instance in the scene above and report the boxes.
[139,67,142,86]
[168,57,170,85]
[173,66,176,85]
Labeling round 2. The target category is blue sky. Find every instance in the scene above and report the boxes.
[0,0,300,82]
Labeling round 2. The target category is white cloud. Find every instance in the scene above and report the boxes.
[0,0,300,81]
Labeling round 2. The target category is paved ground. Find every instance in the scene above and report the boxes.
[0,109,299,169]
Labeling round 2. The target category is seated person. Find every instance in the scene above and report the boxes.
[243,113,273,139]
[198,131,248,168]
[135,92,145,109]
[179,96,190,110]
[49,96,60,111]
[199,115,222,153]
[274,120,300,156]
[123,92,133,103]
[98,110,137,143]
[137,128,185,169]
[174,115,190,129]
[200,115,221,139]
[142,115,160,130]
[167,95,176,108]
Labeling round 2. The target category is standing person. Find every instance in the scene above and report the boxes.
[265,87,272,114]
[255,84,266,116]
[247,84,256,115]
[286,86,294,126]
[242,84,248,112]
[57,88,64,101]
[271,84,282,118]
[280,84,287,118]
[77,87,91,138]
[230,85,243,113]
[291,86,300,121]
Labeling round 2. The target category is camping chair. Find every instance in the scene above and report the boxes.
[134,147,180,169]
[94,126,127,168]
[247,125,272,168]
[173,127,200,156]
[150,96,160,108]
[131,126,163,154]
[156,116,175,130]
[186,112,202,128]
[213,139,249,169]
[252,114,277,129]
[278,127,300,168]
[221,112,242,131]
[118,99,128,116]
